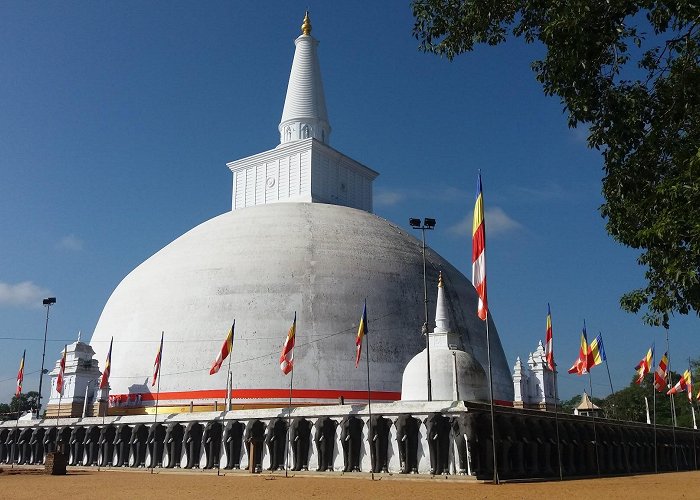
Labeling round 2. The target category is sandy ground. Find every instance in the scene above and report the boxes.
[0,467,698,500]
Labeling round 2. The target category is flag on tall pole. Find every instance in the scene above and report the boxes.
[687,370,694,402]
[654,352,669,392]
[587,334,606,370]
[472,173,487,320]
[99,337,113,390]
[152,332,164,386]
[567,324,589,375]
[56,345,67,395]
[544,304,554,371]
[667,370,691,396]
[15,350,25,398]
[634,344,654,384]
[210,323,234,375]
[355,301,368,368]
[280,313,296,375]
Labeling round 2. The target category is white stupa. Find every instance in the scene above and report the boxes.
[88,14,514,411]
[401,272,489,401]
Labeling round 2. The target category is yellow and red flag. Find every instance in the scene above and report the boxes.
[355,301,368,368]
[56,345,67,395]
[653,352,669,392]
[152,332,164,386]
[634,344,654,384]
[544,304,554,371]
[567,324,589,375]
[15,350,25,398]
[280,313,296,375]
[210,321,234,375]
[472,173,488,320]
[667,369,691,396]
[99,337,113,390]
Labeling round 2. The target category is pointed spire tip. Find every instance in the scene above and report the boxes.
[301,11,312,35]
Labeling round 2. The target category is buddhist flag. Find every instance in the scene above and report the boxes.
[471,172,488,321]
[210,321,234,375]
[15,350,25,398]
[587,334,606,370]
[544,304,554,371]
[653,352,669,392]
[567,323,589,375]
[56,345,67,395]
[280,313,296,375]
[355,301,368,368]
[634,344,654,385]
[667,370,691,396]
[685,370,693,402]
[99,337,113,390]
[152,332,164,386]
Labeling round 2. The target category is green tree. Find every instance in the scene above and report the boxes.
[592,371,695,427]
[0,391,40,420]
[411,1,700,327]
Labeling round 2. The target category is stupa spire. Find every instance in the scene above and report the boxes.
[434,271,452,333]
[279,12,331,145]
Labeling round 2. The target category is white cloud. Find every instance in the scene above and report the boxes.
[0,281,51,308]
[57,234,84,251]
[448,206,523,237]
[374,190,406,207]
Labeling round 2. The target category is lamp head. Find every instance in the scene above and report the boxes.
[42,297,56,305]
[423,218,436,229]
[409,218,421,228]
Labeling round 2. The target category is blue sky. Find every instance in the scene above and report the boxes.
[0,1,696,404]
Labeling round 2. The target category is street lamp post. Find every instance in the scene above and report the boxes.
[409,217,436,402]
[37,297,56,418]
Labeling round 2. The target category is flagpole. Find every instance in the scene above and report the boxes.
[151,331,163,474]
[691,357,697,470]
[553,365,563,480]
[666,330,678,471]
[285,312,295,479]
[219,321,234,476]
[484,310,498,485]
[12,391,21,468]
[364,300,374,481]
[653,369,657,473]
[587,371,601,476]
[547,305,562,481]
[600,333,614,397]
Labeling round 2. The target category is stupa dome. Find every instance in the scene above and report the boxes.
[89,202,513,407]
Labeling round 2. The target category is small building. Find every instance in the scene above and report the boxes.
[574,391,602,417]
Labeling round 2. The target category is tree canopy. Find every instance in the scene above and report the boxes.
[0,391,40,421]
[412,0,700,327]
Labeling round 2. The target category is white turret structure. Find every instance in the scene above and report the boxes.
[46,334,104,418]
[513,340,557,410]
[228,13,377,213]
[401,273,489,402]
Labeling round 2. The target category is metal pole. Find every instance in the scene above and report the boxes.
[285,315,294,478]
[484,311,498,484]
[365,301,374,481]
[588,373,601,476]
[37,302,53,418]
[653,374,657,473]
[151,331,163,474]
[219,324,234,476]
[285,364,293,477]
[666,330,678,471]
[421,228,432,402]
[553,365,563,480]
